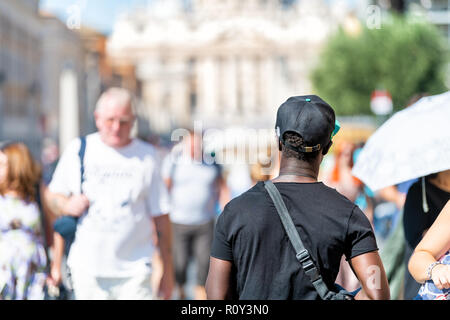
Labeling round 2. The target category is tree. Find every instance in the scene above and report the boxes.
[311,16,448,116]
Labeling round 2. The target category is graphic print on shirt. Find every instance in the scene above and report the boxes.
[80,161,149,233]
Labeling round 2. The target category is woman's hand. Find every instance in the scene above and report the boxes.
[430,263,450,290]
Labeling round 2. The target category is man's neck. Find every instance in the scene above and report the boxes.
[273,157,319,183]
[100,136,133,149]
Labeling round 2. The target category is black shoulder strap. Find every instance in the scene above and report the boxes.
[78,136,86,193]
[263,180,335,300]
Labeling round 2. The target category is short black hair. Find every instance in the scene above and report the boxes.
[281,131,320,164]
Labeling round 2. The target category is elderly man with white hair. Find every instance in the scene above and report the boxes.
[46,87,174,300]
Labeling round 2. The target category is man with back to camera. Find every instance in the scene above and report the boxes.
[206,95,391,300]
[162,129,228,300]
[45,87,174,300]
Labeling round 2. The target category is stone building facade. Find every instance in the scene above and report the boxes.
[107,0,348,136]
[0,0,88,155]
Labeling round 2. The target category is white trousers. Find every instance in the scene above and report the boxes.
[71,268,154,300]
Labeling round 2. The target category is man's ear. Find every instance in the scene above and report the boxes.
[94,110,102,130]
[278,139,282,152]
[94,110,100,122]
[322,141,333,155]
[94,111,99,125]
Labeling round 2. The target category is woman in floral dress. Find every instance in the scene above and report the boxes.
[0,142,47,300]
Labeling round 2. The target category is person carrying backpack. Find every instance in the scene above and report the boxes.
[206,95,391,300]
[45,87,174,300]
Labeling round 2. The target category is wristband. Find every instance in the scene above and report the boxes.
[426,261,442,281]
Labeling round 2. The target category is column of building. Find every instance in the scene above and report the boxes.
[168,57,190,129]
[196,55,217,124]
[222,56,238,121]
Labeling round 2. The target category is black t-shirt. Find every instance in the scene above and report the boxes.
[403,178,450,248]
[211,181,378,300]
[402,178,450,300]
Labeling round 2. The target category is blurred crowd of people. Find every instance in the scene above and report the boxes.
[0,87,448,300]
[319,139,450,299]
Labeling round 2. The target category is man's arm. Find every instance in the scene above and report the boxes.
[44,189,89,217]
[163,178,172,193]
[350,251,391,300]
[205,257,234,300]
[153,213,174,300]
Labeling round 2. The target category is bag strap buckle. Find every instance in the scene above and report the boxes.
[296,249,310,264]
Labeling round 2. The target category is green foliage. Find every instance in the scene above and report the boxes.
[311,16,449,115]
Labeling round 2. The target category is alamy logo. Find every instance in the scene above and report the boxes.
[66,0,87,30]
[366,5,381,30]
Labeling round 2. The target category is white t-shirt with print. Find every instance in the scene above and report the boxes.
[49,133,170,277]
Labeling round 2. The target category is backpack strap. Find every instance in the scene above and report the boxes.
[263,180,336,300]
[78,136,86,193]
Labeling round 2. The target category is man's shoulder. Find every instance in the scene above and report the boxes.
[130,139,166,168]
[216,185,263,230]
[315,182,357,207]
[84,132,99,142]
[224,183,265,214]
[58,135,90,158]
[85,134,156,153]
[65,133,97,149]
[132,138,158,154]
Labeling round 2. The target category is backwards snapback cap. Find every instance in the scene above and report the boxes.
[276,95,337,153]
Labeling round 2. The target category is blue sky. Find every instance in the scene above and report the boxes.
[40,0,152,34]
[40,0,358,35]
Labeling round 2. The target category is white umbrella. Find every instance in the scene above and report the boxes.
[352,90,450,192]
